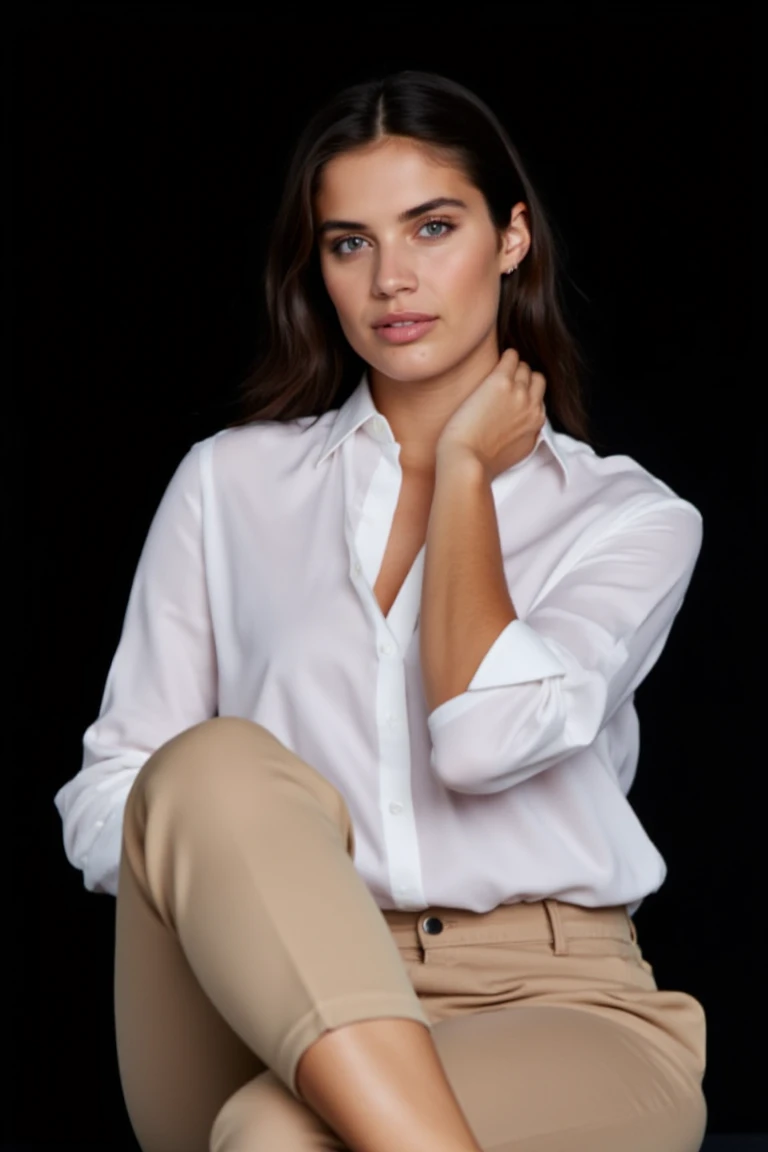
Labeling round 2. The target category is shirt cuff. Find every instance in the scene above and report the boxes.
[427,619,567,732]
[468,619,567,688]
[81,805,125,896]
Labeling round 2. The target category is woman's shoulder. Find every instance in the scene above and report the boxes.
[549,427,702,524]
[191,411,339,484]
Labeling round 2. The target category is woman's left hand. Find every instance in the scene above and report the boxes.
[436,348,547,482]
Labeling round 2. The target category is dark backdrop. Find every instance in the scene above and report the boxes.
[13,3,761,1145]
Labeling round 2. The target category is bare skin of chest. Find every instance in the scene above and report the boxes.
[372,470,435,619]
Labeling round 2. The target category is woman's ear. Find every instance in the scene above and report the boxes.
[500,201,531,274]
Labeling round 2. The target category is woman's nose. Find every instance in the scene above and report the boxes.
[371,247,418,297]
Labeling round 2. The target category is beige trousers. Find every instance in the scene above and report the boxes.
[114,717,708,1151]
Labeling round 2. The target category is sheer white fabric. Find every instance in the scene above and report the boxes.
[54,375,702,916]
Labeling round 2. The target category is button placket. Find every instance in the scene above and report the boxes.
[377,647,426,910]
[341,431,426,912]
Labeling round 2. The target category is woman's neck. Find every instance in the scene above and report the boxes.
[368,340,500,473]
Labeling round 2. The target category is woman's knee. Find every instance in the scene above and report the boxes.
[127,717,282,818]
[123,716,354,859]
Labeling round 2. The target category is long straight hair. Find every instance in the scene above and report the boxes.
[233,71,591,441]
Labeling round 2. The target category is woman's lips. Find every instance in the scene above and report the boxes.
[373,318,438,344]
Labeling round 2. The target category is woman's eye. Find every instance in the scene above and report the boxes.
[419,219,453,239]
[331,219,453,256]
[334,235,369,255]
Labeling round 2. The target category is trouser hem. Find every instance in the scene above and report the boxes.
[278,992,433,1101]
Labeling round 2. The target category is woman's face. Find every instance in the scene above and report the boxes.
[315,135,528,385]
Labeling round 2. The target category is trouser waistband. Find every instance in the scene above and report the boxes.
[381,899,637,956]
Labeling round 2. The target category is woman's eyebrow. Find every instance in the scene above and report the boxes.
[317,197,468,235]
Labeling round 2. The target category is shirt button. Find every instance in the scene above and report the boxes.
[379,641,394,656]
[388,801,404,815]
[386,713,398,726]
[95,820,104,830]
[422,916,444,935]
[354,561,361,574]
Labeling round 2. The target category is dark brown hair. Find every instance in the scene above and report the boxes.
[233,70,591,441]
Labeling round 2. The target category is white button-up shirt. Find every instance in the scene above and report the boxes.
[53,374,703,917]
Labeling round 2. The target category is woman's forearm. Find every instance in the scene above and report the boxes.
[419,444,518,714]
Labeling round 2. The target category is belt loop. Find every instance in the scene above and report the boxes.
[627,910,638,945]
[543,898,568,955]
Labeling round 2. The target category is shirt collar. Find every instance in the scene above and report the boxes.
[315,373,393,466]
[315,372,569,485]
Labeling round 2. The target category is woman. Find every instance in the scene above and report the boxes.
[54,71,708,1152]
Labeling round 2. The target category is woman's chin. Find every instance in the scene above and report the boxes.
[362,331,496,387]
[365,349,460,385]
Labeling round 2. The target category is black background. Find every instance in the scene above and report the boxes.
[12,2,762,1146]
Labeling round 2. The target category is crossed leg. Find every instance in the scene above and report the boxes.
[211,1002,707,1152]
[114,717,705,1152]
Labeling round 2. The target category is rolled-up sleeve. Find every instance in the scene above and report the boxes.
[53,442,217,895]
[427,501,702,795]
